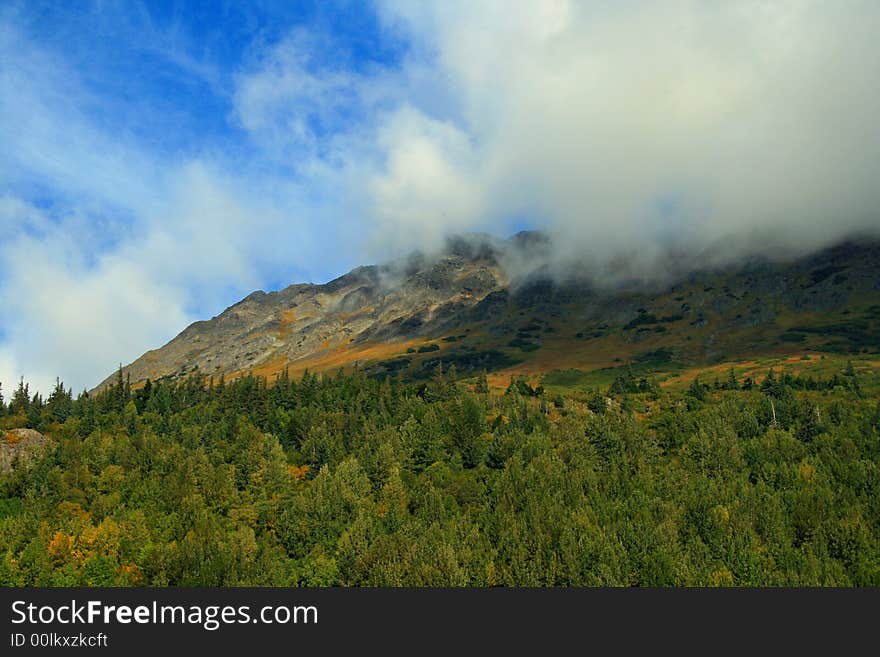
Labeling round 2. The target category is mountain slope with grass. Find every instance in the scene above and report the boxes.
[95,234,880,393]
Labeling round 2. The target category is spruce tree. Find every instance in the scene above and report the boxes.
[26,392,44,430]
[47,377,73,423]
[10,377,29,416]
[475,370,489,394]
[725,367,739,390]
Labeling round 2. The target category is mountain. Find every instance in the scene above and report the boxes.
[95,233,880,392]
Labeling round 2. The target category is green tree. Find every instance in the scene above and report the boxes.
[451,396,486,468]
[10,377,29,416]
[586,389,607,415]
[686,376,708,402]
[25,392,44,430]
[47,378,73,423]
[724,368,739,390]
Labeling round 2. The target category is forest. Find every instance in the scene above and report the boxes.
[1,361,878,586]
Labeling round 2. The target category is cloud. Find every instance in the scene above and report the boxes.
[0,161,339,393]
[232,1,880,274]
[233,30,362,155]
[0,22,163,217]
[0,17,346,393]
[365,1,880,270]
[0,201,190,395]
[365,105,484,252]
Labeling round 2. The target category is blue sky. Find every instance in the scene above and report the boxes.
[8,2,403,156]
[1,1,879,394]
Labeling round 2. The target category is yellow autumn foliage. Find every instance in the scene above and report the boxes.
[798,460,816,482]
[56,501,91,523]
[47,532,74,560]
[288,463,310,481]
[710,567,735,587]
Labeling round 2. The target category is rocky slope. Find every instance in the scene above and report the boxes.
[95,234,880,391]
[1,429,51,473]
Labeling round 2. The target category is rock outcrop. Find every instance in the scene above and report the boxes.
[1,429,52,473]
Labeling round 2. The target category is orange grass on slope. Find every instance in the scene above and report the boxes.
[230,337,437,382]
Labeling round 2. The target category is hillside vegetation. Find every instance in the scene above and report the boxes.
[1,355,878,586]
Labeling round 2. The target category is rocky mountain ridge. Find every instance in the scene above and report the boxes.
[95,233,880,391]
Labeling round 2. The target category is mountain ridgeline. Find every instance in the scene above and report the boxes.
[96,233,880,392]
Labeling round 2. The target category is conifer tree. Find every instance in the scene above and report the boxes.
[475,370,489,394]
[686,376,708,401]
[725,367,739,390]
[47,377,73,423]
[10,377,29,416]
[26,391,44,430]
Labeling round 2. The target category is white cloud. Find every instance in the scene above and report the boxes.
[0,163,333,393]
[234,32,351,143]
[0,22,341,393]
[366,105,483,252]
[234,1,880,271]
[0,198,189,394]
[368,0,880,267]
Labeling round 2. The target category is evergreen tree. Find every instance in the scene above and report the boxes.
[134,379,152,413]
[724,367,739,390]
[10,377,29,416]
[761,368,780,397]
[475,370,489,394]
[47,378,73,423]
[686,376,708,402]
[25,392,44,430]
[842,361,862,396]
[587,389,607,415]
[609,367,639,396]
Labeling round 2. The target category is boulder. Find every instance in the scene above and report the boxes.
[1,428,51,473]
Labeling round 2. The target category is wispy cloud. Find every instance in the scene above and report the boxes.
[0,10,352,393]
